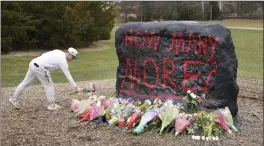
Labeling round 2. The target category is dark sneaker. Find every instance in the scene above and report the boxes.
[232,115,240,131]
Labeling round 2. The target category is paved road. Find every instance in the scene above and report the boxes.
[228,27,263,30]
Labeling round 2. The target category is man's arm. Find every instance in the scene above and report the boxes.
[60,64,79,90]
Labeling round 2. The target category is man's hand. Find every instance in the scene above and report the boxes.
[77,87,84,93]
[74,86,84,93]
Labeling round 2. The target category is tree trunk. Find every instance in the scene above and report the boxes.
[202,1,204,20]
[236,1,241,19]
[210,5,213,20]
[125,13,128,23]
[140,10,142,22]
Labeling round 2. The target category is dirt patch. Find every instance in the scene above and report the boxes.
[1,79,263,146]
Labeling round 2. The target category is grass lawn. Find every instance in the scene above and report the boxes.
[198,19,263,28]
[1,20,263,87]
[230,29,263,79]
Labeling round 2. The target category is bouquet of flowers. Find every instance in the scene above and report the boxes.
[175,113,195,136]
[70,90,239,139]
[183,90,201,114]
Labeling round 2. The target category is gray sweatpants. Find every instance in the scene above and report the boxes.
[13,60,55,104]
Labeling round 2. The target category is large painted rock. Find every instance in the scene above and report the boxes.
[115,21,239,116]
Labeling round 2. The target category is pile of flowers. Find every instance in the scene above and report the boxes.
[71,88,238,140]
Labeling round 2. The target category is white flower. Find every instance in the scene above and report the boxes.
[114,103,119,108]
[153,99,158,104]
[187,90,191,94]
[167,99,173,104]
[108,119,113,125]
[145,100,151,105]
[96,101,101,107]
[190,93,195,98]
[127,117,131,123]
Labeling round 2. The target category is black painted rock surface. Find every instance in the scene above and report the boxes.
[115,21,239,116]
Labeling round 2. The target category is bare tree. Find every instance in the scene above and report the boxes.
[116,1,137,22]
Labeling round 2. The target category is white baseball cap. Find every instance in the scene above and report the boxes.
[68,47,78,60]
